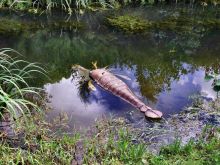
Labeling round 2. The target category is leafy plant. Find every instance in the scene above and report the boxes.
[0,48,46,121]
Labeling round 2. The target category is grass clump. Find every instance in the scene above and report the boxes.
[83,119,147,164]
[107,15,152,34]
[150,127,220,165]
[0,48,45,121]
[0,112,80,165]
[1,115,148,165]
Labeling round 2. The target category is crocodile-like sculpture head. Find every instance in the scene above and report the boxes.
[89,68,107,81]
[72,64,90,81]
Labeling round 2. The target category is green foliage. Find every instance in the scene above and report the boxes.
[0,48,45,120]
[84,128,146,164]
[150,127,220,165]
[0,0,32,10]
[1,110,220,164]
[0,112,80,165]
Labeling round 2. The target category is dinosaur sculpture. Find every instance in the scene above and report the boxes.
[72,63,163,119]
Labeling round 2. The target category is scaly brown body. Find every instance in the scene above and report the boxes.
[89,68,163,119]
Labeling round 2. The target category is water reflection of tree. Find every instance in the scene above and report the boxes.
[9,18,220,102]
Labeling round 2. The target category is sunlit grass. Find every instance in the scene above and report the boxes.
[0,48,46,121]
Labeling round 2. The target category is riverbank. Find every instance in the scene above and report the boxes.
[1,96,220,164]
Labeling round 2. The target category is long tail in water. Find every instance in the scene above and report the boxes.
[89,68,163,119]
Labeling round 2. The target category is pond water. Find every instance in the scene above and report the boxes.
[0,6,220,129]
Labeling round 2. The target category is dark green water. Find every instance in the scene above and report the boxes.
[0,6,220,129]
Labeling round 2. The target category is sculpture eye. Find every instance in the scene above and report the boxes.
[102,72,105,75]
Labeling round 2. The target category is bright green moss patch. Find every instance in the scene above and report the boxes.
[107,15,152,34]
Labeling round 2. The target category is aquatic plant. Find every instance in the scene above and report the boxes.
[0,18,24,35]
[48,20,85,31]
[0,48,45,121]
[107,15,152,34]
[0,18,85,36]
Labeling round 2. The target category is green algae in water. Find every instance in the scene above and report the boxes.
[0,18,84,36]
[155,16,195,32]
[0,19,24,34]
[48,20,85,31]
[199,18,220,28]
[0,18,42,35]
[107,15,152,34]
[156,15,220,33]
